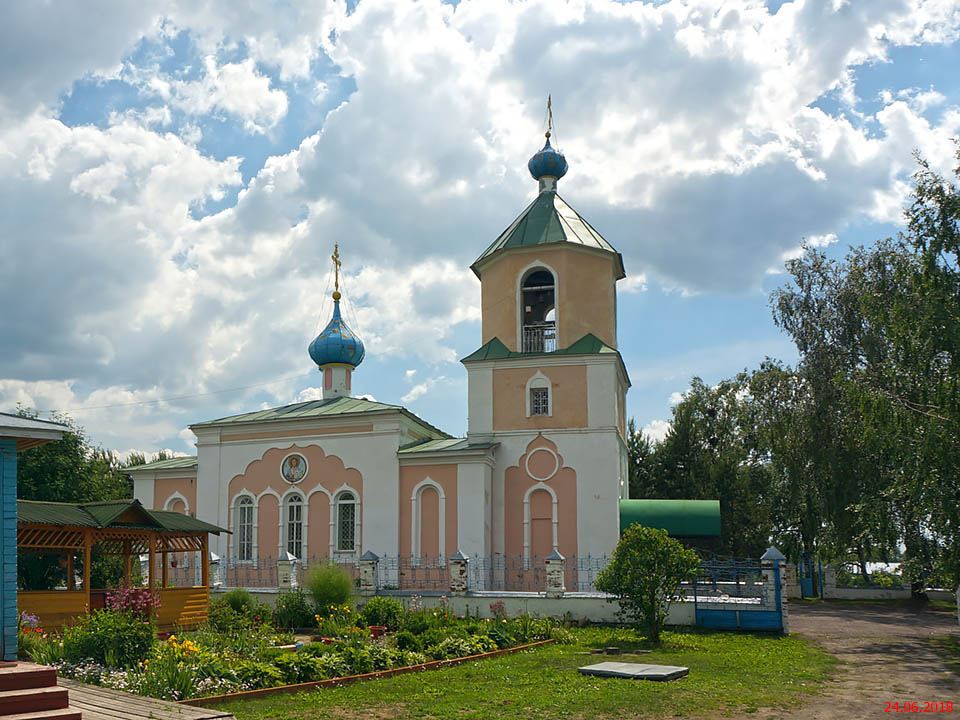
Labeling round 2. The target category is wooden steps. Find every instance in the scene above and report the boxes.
[0,664,74,719]
[1,711,81,720]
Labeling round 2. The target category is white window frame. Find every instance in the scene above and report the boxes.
[525,370,553,417]
[284,492,305,560]
[523,482,559,569]
[165,493,191,570]
[516,262,559,352]
[410,478,446,567]
[236,496,255,562]
[334,490,359,554]
[233,492,258,564]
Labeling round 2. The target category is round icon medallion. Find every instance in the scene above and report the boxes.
[281,453,308,484]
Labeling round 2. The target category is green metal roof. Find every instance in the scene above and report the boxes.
[398,438,497,455]
[461,333,619,362]
[619,499,721,537]
[190,396,449,439]
[471,191,624,277]
[17,499,229,534]
[125,456,197,473]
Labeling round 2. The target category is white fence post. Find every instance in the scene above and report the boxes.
[450,550,469,596]
[761,546,788,635]
[277,552,298,590]
[358,551,379,596]
[545,550,565,598]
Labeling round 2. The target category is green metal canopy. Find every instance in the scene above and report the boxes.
[619,499,721,537]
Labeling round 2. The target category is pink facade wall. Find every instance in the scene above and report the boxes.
[504,434,577,562]
[398,463,458,559]
[153,476,197,513]
[227,444,363,559]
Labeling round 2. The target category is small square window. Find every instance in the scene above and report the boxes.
[530,387,549,416]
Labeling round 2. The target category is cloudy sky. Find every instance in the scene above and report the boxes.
[2,0,960,457]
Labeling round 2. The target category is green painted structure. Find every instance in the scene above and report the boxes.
[619,499,721,538]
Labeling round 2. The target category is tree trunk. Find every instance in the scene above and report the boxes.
[857,543,871,584]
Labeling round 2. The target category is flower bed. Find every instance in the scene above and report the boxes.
[21,592,572,702]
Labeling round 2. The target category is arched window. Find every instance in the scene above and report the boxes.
[336,492,356,552]
[236,496,254,562]
[521,268,556,352]
[286,495,304,559]
[526,370,552,417]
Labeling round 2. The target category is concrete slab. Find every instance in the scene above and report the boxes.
[578,662,689,681]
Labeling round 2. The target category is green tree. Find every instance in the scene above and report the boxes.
[596,525,700,643]
[625,418,656,499]
[15,408,133,590]
[642,377,775,558]
[770,148,960,594]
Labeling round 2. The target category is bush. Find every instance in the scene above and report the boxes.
[595,524,700,643]
[274,589,314,629]
[221,588,256,615]
[61,609,155,667]
[307,564,354,610]
[359,596,404,630]
[393,630,423,653]
[233,659,284,690]
[425,635,493,661]
[105,587,161,619]
[397,649,428,666]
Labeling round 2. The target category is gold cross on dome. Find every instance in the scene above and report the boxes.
[332,243,342,300]
[546,95,553,139]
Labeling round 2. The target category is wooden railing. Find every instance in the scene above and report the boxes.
[18,590,87,630]
[18,586,210,631]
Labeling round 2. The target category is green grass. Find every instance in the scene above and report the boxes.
[931,635,960,677]
[215,627,836,720]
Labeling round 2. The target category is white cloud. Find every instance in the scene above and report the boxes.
[295,387,324,402]
[642,419,671,443]
[4,0,960,454]
[668,391,685,405]
[162,57,289,133]
[402,376,448,403]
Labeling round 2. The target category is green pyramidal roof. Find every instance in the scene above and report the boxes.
[471,191,624,277]
[461,333,618,362]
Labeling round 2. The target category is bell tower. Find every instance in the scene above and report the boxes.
[462,104,632,566]
[463,106,630,445]
[470,114,625,355]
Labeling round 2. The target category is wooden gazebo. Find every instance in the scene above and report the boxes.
[17,499,229,630]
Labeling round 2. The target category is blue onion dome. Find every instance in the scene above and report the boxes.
[308,299,365,368]
[527,133,568,181]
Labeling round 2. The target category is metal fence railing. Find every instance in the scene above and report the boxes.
[686,559,768,605]
[202,554,614,593]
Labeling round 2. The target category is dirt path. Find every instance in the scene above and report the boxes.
[753,602,959,719]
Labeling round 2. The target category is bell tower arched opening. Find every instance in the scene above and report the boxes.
[521,268,556,353]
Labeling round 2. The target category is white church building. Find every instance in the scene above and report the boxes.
[128,128,633,591]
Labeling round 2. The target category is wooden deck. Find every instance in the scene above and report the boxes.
[59,678,236,720]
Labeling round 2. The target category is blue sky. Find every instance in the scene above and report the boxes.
[2,0,959,455]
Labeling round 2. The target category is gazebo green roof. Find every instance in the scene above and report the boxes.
[17,499,229,534]
[471,191,625,278]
